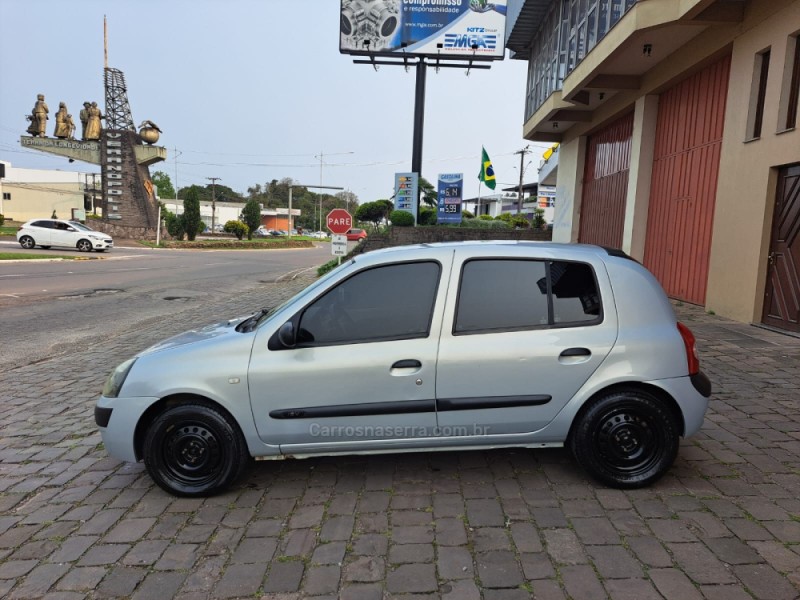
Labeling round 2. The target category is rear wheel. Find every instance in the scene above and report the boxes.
[143,401,249,497]
[570,389,679,488]
[19,236,35,249]
[76,239,92,252]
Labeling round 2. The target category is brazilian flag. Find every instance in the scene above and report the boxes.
[478,146,496,190]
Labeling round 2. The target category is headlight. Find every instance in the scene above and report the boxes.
[102,358,137,397]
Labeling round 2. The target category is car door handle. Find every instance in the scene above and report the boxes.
[559,348,591,358]
[559,348,592,364]
[391,359,421,369]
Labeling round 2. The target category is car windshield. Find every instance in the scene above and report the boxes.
[254,258,355,329]
[70,222,95,231]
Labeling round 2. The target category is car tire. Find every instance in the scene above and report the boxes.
[19,235,35,249]
[570,389,679,489]
[143,401,249,497]
[76,239,93,252]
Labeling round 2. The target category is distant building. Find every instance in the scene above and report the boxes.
[0,160,100,222]
[163,199,300,232]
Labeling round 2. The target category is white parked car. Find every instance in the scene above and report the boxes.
[17,219,113,252]
[96,241,710,496]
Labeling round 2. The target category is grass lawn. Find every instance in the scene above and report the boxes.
[0,226,18,236]
[0,252,80,260]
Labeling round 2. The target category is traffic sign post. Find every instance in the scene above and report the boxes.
[331,234,348,256]
[326,209,352,235]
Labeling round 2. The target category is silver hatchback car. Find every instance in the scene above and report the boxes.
[96,241,710,496]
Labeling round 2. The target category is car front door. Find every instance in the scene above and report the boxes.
[248,253,451,454]
[434,248,618,442]
[50,221,75,248]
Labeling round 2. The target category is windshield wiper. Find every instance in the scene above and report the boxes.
[235,307,271,333]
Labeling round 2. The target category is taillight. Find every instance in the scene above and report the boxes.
[677,322,699,375]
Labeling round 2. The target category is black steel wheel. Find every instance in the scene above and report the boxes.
[570,389,679,488]
[143,402,249,497]
[19,235,35,249]
[76,239,92,252]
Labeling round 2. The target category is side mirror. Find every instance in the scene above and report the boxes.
[278,321,296,348]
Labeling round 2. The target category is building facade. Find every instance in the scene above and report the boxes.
[0,160,99,222]
[507,0,800,332]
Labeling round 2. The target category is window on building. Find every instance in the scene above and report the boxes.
[779,34,800,131]
[747,48,771,140]
[2,192,9,201]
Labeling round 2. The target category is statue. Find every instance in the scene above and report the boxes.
[84,101,104,141]
[25,94,49,137]
[79,101,90,140]
[66,114,76,140]
[138,119,162,144]
[54,102,70,138]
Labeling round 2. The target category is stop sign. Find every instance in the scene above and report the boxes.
[326,209,352,235]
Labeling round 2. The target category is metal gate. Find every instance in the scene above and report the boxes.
[762,164,800,333]
[578,112,634,248]
[643,55,731,304]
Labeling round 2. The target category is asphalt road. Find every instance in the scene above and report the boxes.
[0,240,333,371]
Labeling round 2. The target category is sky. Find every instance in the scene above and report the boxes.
[0,0,551,205]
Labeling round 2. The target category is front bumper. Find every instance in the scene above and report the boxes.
[95,395,158,462]
[91,238,113,250]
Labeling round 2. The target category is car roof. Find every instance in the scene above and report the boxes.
[354,240,626,262]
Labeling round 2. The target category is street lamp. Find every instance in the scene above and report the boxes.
[288,183,345,239]
[315,151,354,232]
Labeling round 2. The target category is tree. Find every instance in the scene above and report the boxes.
[151,171,175,199]
[241,198,262,240]
[355,201,390,230]
[183,187,203,241]
[419,177,437,207]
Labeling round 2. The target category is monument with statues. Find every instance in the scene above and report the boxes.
[19,21,166,240]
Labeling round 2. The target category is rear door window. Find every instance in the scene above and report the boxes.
[454,259,602,334]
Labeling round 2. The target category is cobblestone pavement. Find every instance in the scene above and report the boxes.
[1,274,799,600]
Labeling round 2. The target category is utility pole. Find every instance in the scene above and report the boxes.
[514,146,532,214]
[207,176,220,234]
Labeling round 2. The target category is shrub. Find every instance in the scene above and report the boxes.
[0,214,4,227]
[183,188,203,241]
[532,207,546,229]
[389,210,415,227]
[241,198,262,240]
[224,220,249,240]
[510,215,531,229]
[164,209,185,240]
[418,206,437,226]
[452,218,511,229]
[462,209,474,219]
[478,214,494,221]
[317,258,339,277]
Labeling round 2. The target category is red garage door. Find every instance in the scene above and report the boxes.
[644,55,731,304]
[579,112,634,249]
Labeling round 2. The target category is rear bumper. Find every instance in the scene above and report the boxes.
[653,374,711,437]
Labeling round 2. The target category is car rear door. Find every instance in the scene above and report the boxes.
[248,248,453,454]
[27,220,53,245]
[434,246,618,441]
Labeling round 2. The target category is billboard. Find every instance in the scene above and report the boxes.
[340,0,507,59]
[394,172,419,223]
[437,173,463,223]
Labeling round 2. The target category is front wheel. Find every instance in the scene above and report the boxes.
[76,239,93,252]
[143,401,249,497]
[19,236,35,249]
[570,389,679,489]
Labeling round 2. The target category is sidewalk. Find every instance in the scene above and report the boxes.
[0,283,798,599]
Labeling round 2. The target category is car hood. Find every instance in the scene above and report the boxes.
[138,316,248,355]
